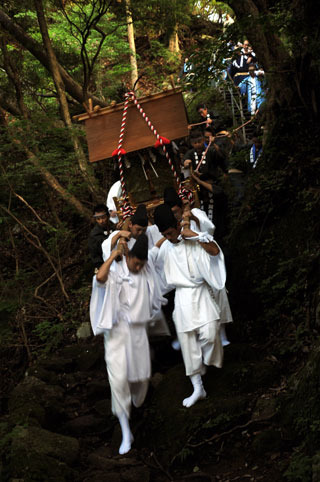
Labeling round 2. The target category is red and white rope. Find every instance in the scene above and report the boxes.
[114,91,194,215]
[115,95,133,218]
[125,91,193,203]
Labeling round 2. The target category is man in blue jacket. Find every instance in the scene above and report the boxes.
[238,64,266,115]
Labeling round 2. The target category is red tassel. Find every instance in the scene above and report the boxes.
[154,136,171,149]
[112,147,127,157]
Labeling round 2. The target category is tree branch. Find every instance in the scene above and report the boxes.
[0,7,108,107]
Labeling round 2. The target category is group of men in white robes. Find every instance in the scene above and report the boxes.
[89,188,233,455]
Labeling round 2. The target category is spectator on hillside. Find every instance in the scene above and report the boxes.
[238,64,266,116]
[230,41,257,86]
[248,136,263,169]
[241,40,256,63]
[178,57,194,84]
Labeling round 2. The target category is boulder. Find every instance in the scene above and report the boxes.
[63,414,108,435]
[9,425,79,480]
[87,446,149,481]
[76,322,92,339]
[60,342,104,371]
[8,376,64,427]
[93,398,112,417]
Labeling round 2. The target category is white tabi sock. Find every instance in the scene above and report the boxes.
[118,411,134,455]
[220,324,230,347]
[171,338,181,351]
[182,374,207,408]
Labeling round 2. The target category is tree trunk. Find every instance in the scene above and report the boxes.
[34,0,103,202]
[0,93,21,117]
[168,25,180,56]
[125,0,138,89]
[0,107,91,220]
[26,146,92,220]
[0,8,107,108]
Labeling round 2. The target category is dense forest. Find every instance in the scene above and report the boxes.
[0,0,319,480]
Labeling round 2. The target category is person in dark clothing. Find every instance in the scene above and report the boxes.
[190,172,228,242]
[88,204,111,270]
[183,130,229,242]
[196,103,215,130]
[183,129,228,180]
[230,40,257,86]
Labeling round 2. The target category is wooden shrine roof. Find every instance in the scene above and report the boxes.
[73,89,189,163]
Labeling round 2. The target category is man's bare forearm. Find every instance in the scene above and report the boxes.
[96,251,119,283]
[199,240,220,256]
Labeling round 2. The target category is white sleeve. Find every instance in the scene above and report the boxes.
[89,276,106,336]
[90,268,123,335]
[152,241,175,295]
[146,225,163,248]
[194,242,226,291]
[178,231,214,243]
[101,231,119,262]
[106,181,122,212]
[191,208,216,236]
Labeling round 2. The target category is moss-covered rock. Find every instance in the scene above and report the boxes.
[9,425,79,481]
[252,428,284,455]
[8,375,64,427]
[141,363,252,465]
[58,341,104,371]
[312,453,320,482]
[281,345,320,449]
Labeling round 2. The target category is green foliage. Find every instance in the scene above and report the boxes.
[174,446,194,464]
[130,0,193,35]
[32,320,65,352]
[0,424,28,453]
[284,453,312,482]
[202,412,232,429]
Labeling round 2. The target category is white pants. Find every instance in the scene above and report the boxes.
[177,321,223,376]
[104,319,150,417]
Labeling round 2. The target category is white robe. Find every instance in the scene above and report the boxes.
[101,230,135,263]
[90,255,167,335]
[162,238,225,332]
[100,227,170,336]
[155,236,225,373]
[90,256,167,416]
[101,224,163,262]
[186,210,233,326]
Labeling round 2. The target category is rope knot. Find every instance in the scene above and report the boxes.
[112,147,127,157]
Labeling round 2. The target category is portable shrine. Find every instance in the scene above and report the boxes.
[74,88,199,217]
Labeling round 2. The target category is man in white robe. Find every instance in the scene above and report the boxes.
[101,204,148,261]
[90,234,166,455]
[163,188,233,346]
[101,204,163,260]
[153,204,226,408]
[102,204,169,337]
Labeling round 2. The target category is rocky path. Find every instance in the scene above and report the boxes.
[1,335,292,481]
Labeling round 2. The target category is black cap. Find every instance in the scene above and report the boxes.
[130,233,148,260]
[154,204,177,233]
[163,187,182,208]
[131,204,148,227]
